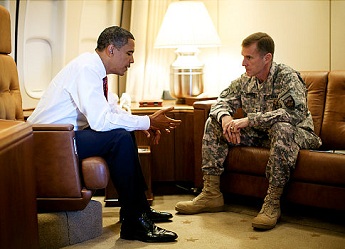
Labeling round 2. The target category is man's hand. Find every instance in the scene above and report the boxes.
[144,107,181,145]
[222,115,249,144]
[142,129,161,145]
[149,107,182,133]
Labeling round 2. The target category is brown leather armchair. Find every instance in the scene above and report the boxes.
[0,5,109,212]
[33,124,109,211]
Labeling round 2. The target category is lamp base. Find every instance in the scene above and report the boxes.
[175,98,186,104]
[170,67,204,101]
[169,47,204,101]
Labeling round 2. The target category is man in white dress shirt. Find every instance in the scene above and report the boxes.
[28,26,181,243]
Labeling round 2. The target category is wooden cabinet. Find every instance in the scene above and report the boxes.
[104,101,195,204]
[132,102,195,182]
[173,111,195,182]
[0,120,39,249]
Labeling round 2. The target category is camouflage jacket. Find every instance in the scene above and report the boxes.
[210,62,315,132]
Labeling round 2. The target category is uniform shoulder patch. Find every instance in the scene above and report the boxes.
[283,96,295,109]
[220,88,230,98]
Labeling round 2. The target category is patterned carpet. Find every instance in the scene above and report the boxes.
[62,194,345,249]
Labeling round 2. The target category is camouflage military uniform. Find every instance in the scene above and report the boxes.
[203,62,322,187]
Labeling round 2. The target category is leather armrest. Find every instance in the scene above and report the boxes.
[32,123,74,131]
[193,100,216,113]
[32,123,82,197]
[82,157,110,190]
[193,100,244,119]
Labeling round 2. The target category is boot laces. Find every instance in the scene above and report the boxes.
[261,195,280,217]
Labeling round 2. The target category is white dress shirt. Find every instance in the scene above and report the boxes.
[28,52,150,131]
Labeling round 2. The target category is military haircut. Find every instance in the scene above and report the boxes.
[242,32,275,57]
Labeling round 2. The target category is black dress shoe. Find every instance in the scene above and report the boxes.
[120,208,173,223]
[146,208,173,222]
[120,213,178,242]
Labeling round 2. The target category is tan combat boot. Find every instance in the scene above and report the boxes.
[175,175,224,214]
[252,185,284,230]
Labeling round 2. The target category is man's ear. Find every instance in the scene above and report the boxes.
[264,53,272,62]
[107,45,114,56]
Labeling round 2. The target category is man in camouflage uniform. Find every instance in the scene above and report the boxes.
[175,32,322,230]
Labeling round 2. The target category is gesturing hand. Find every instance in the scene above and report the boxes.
[142,129,161,145]
[149,107,182,133]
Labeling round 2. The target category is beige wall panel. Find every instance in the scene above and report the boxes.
[202,0,330,96]
[16,0,66,109]
[64,0,122,63]
[331,0,345,70]
[64,0,123,95]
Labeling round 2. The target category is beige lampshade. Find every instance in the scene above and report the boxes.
[154,1,221,48]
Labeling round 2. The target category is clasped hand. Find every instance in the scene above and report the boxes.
[222,115,249,145]
[144,107,182,145]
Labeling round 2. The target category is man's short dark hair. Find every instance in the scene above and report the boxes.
[242,32,275,57]
[96,26,135,51]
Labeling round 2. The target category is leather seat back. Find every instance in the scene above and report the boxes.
[320,71,345,150]
[0,6,24,121]
[300,71,328,136]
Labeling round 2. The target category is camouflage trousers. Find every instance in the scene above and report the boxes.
[202,117,322,187]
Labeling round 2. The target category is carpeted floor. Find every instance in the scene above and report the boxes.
[62,194,345,249]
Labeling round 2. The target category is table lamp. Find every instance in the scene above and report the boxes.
[154,1,221,104]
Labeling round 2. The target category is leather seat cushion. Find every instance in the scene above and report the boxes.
[225,147,345,186]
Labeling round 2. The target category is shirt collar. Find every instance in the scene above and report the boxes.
[93,51,107,79]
